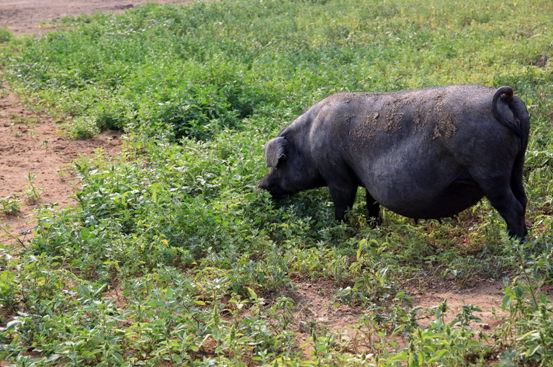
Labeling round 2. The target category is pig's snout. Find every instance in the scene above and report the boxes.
[257,180,269,191]
[257,172,271,191]
[258,174,277,195]
[258,172,289,199]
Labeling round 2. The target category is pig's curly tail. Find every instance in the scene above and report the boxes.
[492,86,524,140]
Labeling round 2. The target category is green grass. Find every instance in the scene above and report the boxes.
[1,0,553,365]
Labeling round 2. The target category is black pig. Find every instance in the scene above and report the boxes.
[258,85,530,240]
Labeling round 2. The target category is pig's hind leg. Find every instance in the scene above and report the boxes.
[366,189,382,227]
[510,152,528,213]
[472,171,527,240]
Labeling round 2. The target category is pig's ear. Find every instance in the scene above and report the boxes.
[264,137,288,167]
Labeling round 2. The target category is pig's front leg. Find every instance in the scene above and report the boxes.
[328,184,358,221]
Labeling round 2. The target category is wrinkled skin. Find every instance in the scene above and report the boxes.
[258,85,530,240]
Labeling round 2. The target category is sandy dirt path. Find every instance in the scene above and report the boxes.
[0,0,196,35]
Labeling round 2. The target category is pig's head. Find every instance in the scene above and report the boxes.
[258,136,323,198]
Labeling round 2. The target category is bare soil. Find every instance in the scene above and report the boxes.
[288,278,508,357]
[0,0,514,359]
[0,0,198,35]
[0,78,122,246]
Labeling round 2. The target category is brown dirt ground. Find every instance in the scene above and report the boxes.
[0,77,122,246]
[289,278,509,359]
[0,0,198,35]
[0,1,522,363]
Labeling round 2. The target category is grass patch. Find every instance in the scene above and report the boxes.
[1,0,553,365]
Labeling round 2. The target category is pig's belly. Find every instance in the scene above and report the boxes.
[376,181,485,219]
[362,158,485,219]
